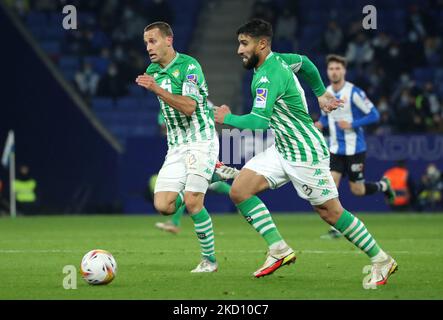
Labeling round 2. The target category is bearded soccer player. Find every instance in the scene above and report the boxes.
[313,54,396,239]
[214,19,398,286]
[136,22,219,272]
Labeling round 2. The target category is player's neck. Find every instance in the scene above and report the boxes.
[159,49,177,69]
[256,49,272,69]
[332,80,346,93]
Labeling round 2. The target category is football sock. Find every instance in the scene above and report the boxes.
[171,205,185,226]
[236,196,284,247]
[334,209,382,258]
[364,182,387,195]
[208,181,231,195]
[171,192,185,227]
[190,208,216,263]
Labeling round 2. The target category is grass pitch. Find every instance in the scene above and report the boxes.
[0,213,442,300]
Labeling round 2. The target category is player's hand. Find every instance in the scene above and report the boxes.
[214,104,231,124]
[338,120,352,129]
[135,74,158,92]
[318,91,344,113]
[314,121,323,130]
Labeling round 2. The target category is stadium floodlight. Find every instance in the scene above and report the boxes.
[1,130,16,218]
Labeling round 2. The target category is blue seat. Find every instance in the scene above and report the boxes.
[92,98,114,110]
[59,56,80,70]
[40,41,61,55]
[116,97,141,110]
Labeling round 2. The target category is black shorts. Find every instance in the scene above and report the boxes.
[330,152,366,183]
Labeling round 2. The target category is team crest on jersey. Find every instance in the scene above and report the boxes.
[172,69,180,78]
[154,73,158,78]
[255,88,268,108]
[187,74,198,84]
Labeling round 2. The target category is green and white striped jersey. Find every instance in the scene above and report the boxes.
[251,52,329,164]
[146,52,215,147]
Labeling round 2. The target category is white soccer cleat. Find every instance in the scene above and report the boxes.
[191,258,218,273]
[215,161,240,180]
[254,246,296,278]
[155,221,180,234]
[366,255,398,286]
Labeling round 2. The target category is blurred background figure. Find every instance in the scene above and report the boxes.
[383,160,416,212]
[417,163,443,212]
[15,165,38,215]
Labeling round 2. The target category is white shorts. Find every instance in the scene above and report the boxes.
[244,144,339,206]
[154,138,219,194]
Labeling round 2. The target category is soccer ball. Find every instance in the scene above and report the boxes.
[80,249,117,285]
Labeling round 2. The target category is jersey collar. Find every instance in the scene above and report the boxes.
[254,51,274,73]
[160,52,180,72]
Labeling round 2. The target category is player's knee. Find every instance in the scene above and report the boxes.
[154,197,175,216]
[184,192,204,214]
[229,184,247,204]
[314,198,343,225]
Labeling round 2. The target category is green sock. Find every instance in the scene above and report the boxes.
[236,196,283,247]
[334,209,381,258]
[210,171,223,183]
[209,181,231,195]
[171,192,185,227]
[190,208,216,263]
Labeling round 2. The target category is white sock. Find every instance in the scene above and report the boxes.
[379,180,388,192]
[269,240,288,251]
[371,249,388,263]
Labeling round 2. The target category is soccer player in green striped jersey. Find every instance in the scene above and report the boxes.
[215,19,398,286]
[136,22,218,273]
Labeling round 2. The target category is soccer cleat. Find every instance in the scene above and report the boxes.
[191,257,218,273]
[381,176,396,204]
[155,221,180,234]
[366,255,398,286]
[253,247,296,278]
[320,229,342,239]
[215,160,240,180]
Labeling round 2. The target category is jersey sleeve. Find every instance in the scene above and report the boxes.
[352,87,375,114]
[276,53,303,73]
[182,61,205,104]
[250,73,281,121]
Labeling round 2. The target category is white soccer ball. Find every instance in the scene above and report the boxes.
[80,249,117,285]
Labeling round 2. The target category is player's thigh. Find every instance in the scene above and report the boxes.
[230,168,270,203]
[331,171,342,187]
[346,152,366,183]
[284,159,339,206]
[154,148,187,194]
[185,138,219,191]
[232,145,288,203]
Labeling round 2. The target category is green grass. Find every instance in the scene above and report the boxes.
[0,213,442,300]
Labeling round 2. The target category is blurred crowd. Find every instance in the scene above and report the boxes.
[252,0,443,134]
[4,0,443,133]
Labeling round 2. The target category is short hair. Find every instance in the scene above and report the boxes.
[144,21,174,37]
[237,18,273,42]
[326,54,347,68]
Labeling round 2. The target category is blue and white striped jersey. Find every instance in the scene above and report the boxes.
[320,81,379,155]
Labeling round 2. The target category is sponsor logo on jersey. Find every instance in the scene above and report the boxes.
[258,76,270,84]
[255,88,268,108]
[187,74,198,84]
[187,64,197,71]
[172,69,180,78]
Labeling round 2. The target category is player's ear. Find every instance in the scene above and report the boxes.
[166,36,173,47]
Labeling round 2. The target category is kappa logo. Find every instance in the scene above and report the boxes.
[258,76,270,84]
[187,64,197,71]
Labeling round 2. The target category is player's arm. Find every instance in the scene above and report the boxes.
[315,110,329,130]
[214,77,278,129]
[278,53,342,113]
[349,89,380,128]
[135,74,196,116]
